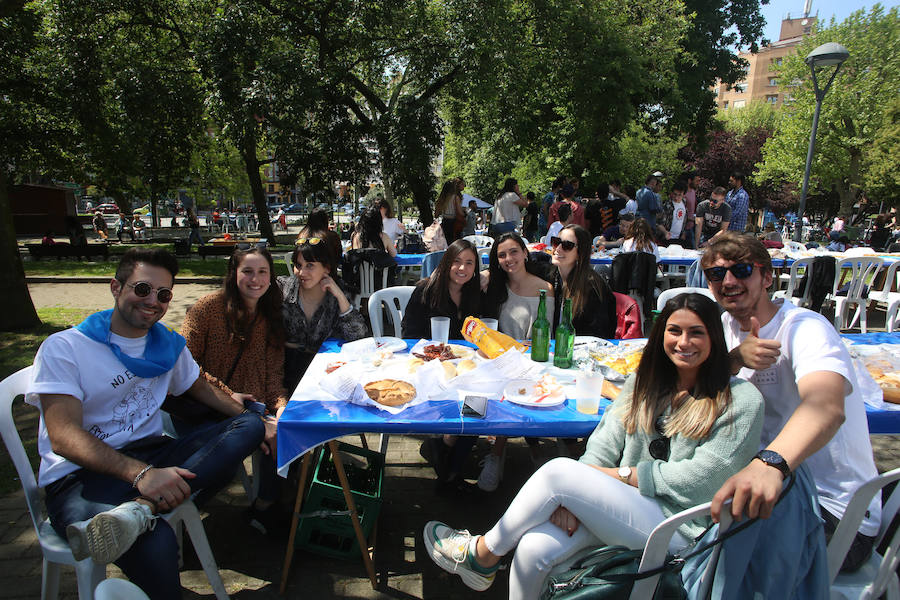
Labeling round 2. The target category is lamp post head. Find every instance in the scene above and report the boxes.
[805,42,850,68]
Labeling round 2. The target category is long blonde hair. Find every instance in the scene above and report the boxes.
[617,293,733,440]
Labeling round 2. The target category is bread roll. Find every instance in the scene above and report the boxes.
[363,379,416,407]
[407,357,424,373]
[457,359,477,374]
[442,361,457,379]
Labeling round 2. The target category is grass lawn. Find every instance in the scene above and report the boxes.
[0,308,95,496]
[24,257,293,278]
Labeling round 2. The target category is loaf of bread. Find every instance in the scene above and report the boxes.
[363,379,416,407]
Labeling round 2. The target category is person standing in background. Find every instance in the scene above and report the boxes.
[435,178,465,243]
[725,172,749,233]
[681,172,698,249]
[522,192,540,242]
[541,177,564,231]
[491,178,528,238]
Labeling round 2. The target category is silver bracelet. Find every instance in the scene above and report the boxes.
[132,464,153,489]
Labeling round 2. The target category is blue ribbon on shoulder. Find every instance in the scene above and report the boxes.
[75,309,186,378]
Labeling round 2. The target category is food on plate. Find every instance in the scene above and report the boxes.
[602,379,622,400]
[442,362,457,379]
[413,343,458,361]
[407,357,425,373]
[363,379,416,407]
[457,359,477,375]
[371,349,395,367]
[527,374,563,403]
[325,361,346,374]
[865,364,900,404]
[590,348,643,376]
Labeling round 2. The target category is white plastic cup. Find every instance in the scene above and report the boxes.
[575,371,604,415]
[431,317,451,344]
[482,318,499,330]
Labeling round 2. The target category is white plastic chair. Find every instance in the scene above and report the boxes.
[851,260,900,333]
[785,240,808,254]
[656,287,716,311]
[0,367,230,600]
[354,260,390,310]
[844,247,877,257]
[94,578,150,600]
[829,257,884,332]
[828,466,900,600]
[772,257,814,307]
[367,286,415,337]
[546,501,734,599]
[463,234,493,248]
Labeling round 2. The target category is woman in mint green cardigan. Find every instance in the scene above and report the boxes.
[423,293,764,598]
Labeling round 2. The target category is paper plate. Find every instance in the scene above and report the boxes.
[504,379,566,407]
[373,337,408,353]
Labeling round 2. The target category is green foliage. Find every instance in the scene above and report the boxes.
[756,5,900,216]
[611,123,685,190]
[716,101,783,136]
[864,96,900,205]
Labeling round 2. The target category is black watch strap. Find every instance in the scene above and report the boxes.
[755,449,791,479]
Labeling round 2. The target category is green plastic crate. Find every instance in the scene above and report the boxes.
[295,443,384,560]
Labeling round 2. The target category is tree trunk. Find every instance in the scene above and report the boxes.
[240,130,274,241]
[406,173,434,228]
[0,171,41,331]
[839,149,862,218]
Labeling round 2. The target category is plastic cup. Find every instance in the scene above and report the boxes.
[431,317,451,344]
[575,371,604,415]
[482,318,499,330]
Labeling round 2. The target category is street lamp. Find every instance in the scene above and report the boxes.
[794,42,850,241]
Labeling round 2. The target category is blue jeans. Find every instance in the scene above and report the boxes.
[45,413,264,599]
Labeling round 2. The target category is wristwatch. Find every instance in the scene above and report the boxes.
[754,450,791,480]
[617,466,632,483]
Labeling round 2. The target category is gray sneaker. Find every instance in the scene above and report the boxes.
[477,453,504,492]
[423,520,498,591]
[67,501,157,564]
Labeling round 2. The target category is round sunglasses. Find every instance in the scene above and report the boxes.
[703,262,765,282]
[550,237,577,251]
[296,237,323,246]
[126,281,173,303]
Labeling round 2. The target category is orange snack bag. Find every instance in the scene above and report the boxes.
[462,317,526,359]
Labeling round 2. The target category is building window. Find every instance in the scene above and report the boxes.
[775,57,783,66]
[766,95,778,104]
[735,83,747,93]
[268,184,275,194]
[769,77,777,86]
[723,101,729,109]
[733,100,746,109]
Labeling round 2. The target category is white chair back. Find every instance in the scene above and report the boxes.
[828,466,900,599]
[94,578,151,600]
[785,240,807,254]
[772,257,814,307]
[355,261,390,310]
[367,286,415,337]
[656,287,716,311]
[831,257,884,332]
[283,252,293,276]
[463,235,493,248]
[843,247,876,257]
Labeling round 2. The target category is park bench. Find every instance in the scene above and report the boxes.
[25,243,109,261]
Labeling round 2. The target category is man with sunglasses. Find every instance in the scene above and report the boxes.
[704,233,880,575]
[694,186,731,248]
[26,248,269,597]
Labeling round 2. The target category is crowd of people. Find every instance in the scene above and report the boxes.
[20,171,895,599]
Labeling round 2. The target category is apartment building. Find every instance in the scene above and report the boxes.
[713,15,818,110]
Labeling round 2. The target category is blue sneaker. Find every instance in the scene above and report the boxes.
[423,520,499,591]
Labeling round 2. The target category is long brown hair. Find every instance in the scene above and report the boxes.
[423,239,481,318]
[626,217,655,253]
[224,247,284,345]
[558,224,610,318]
[434,179,459,217]
[619,293,732,439]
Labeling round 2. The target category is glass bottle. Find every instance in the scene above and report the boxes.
[553,298,575,368]
[531,289,550,362]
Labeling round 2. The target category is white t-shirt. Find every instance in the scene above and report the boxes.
[543,220,564,247]
[723,300,881,535]
[668,200,686,239]
[26,328,199,486]
[382,217,404,242]
[621,199,637,215]
[622,238,661,263]
[493,192,522,225]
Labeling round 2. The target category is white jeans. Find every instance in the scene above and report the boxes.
[482,457,689,600]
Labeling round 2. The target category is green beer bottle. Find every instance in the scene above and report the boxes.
[553,298,575,368]
[531,289,550,362]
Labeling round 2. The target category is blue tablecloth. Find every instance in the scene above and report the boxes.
[394,253,702,267]
[276,334,900,474]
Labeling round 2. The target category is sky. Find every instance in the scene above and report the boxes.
[760,0,898,42]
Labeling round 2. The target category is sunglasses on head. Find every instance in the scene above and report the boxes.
[703,262,764,282]
[550,237,577,251]
[126,281,173,303]
[649,416,670,461]
[296,237,323,246]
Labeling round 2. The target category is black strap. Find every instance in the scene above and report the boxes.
[224,312,258,386]
[604,472,797,583]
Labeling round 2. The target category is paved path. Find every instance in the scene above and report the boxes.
[3,282,899,598]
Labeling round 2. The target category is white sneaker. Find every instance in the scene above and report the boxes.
[67,501,157,564]
[423,521,498,591]
[477,453,503,492]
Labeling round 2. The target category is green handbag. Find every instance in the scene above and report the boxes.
[540,545,687,600]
